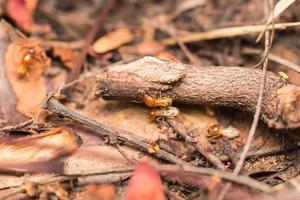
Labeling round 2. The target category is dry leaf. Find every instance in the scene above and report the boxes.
[6,0,38,32]
[135,40,165,55]
[0,128,81,172]
[267,0,296,24]
[0,21,32,127]
[53,46,77,69]
[5,38,51,117]
[156,51,180,62]
[126,163,165,200]
[92,27,134,54]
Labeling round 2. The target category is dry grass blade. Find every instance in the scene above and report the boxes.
[160,22,300,45]
[268,53,300,73]
[243,48,300,73]
[167,0,206,21]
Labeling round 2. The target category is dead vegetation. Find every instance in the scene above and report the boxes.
[1,0,300,199]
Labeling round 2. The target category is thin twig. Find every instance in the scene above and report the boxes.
[243,48,300,74]
[219,144,299,163]
[157,165,271,193]
[217,2,274,199]
[41,98,273,193]
[67,0,116,83]
[160,22,300,45]
[0,119,34,133]
[233,5,273,177]
[43,96,189,166]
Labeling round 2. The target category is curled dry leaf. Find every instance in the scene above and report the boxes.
[5,38,51,117]
[0,128,81,172]
[156,51,180,62]
[6,0,38,32]
[92,27,134,54]
[126,163,166,200]
[53,46,77,69]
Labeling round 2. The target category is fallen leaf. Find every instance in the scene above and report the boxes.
[134,40,165,55]
[0,21,32,127]
[267,0,296,24]
[0,128,81,172]
[6,0,38,32]
[126,163,166,200]
[53,46,77,69]
[5,38,51,117]
[156,51,180,62]
[92,27,134,54]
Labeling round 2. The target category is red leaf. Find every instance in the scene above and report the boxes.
[6,0,38,32]
[126,163,166,200]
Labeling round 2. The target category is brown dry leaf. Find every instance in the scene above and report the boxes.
[92,27,134,54]
[156,51,180,62]
[5,38,51,117]
[53,46,77,69]
[0,128,81,172]
[134,40,165,55]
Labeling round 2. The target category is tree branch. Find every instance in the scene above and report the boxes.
[96,56,300,129]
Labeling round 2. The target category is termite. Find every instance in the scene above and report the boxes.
[207,124,239,139]
[17,48,36,78]
[149,106,179,121]
[142,93,173,107]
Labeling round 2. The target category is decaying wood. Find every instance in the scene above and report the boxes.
[96,56,300,129]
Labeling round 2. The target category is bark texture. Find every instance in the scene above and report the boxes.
[96,56,300,129]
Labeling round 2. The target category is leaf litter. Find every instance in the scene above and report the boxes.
[1,0,300,199]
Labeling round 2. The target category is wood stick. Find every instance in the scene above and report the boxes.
[96,56,300,129]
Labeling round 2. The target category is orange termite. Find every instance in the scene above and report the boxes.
[143,93,173,108]
[207,124,240,139]
[17,48,36,78]
[207,124,223,139]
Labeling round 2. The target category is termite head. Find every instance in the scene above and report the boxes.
[207,124,223,139]
[22,48,35,65]
[17,48,36,78]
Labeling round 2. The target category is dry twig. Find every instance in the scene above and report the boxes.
[96,56,300,129]
[67,0,116,82]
